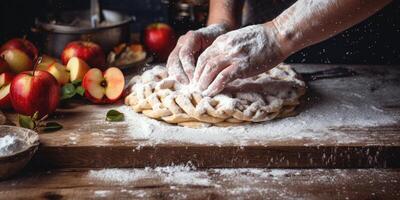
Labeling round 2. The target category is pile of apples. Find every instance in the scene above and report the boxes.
[0,39,125,117]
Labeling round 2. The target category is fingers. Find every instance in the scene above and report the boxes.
[178,40,198,81]
[196,55,231,91]
[166,46,189,84]
[203,64,239,97]
[193,46,218,82]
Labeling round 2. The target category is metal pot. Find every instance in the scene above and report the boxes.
[34,9,133,57]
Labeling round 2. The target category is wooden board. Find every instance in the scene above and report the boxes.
[4,64,400,168]
[0,168,399,199]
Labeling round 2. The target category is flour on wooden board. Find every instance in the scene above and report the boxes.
[88,165,396,198]
[118,65,399,146]
[88,164,213,187]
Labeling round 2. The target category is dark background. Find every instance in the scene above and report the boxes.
[0,0,399,65]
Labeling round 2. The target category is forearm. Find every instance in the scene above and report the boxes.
[270,0,392,56]
[207,0,244,30]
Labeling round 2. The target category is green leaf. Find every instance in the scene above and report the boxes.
[42,122,63,132]
[61,83,76,100]
[18,115,35,130]
[106,110,124,122]
[76,86,85,96]
[71,79,82,86]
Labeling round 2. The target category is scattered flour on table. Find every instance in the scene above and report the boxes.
[117,66,399,145]
[0,134,27,156]
[88,165,295,187]
[88,167,397,198]
[88,164,213,187]
[94,190,113,198]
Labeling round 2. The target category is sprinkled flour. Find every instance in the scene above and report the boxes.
[88,166,398,198]
[88,164,213,186]
[118,65,400,146]
[0,135,27,156]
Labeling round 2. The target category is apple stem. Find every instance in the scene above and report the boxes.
[32,56,42,76]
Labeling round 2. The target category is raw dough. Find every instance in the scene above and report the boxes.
[125,64,306,128]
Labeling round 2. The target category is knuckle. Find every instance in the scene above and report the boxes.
[197,55,205,64]
[204,62,216,72]
[186,30,195,36]
[218,35,228,40]
[177,36,186,43]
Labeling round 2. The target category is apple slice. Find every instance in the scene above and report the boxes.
[0,72,15,109]
[83,68,105,101]
[37,55,69,85]
[82,67,125,104]
[47,63,70,85]
[66,57,90,82]
[104,67,125,100]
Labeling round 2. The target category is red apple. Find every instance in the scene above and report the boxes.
[61,41,106,68]
[82,67,125,104]
[0,57,10,73]
[0,38,38,73]
[144,23,176,61]
[0,72,15,109]
[10,70,60,117]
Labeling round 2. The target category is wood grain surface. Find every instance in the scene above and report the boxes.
[4,64,400,168]
[0,168,399,200]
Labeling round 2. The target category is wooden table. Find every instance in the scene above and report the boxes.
[1,168,399,199]
[1,64,400,199]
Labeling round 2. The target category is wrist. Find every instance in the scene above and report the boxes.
[264,21,298,59]
[196,23,230,39]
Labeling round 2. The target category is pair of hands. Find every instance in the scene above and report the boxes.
[167,22,287,96]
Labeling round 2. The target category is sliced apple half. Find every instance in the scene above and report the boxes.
[66,57,90,82]
[104,67,125,100]
[37,56,69,85]
[82,67,125,104]
[47,62,70,85]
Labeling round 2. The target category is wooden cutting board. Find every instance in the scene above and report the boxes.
[5,64,400,168]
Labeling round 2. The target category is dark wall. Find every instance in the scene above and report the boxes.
[0,0,399,65]
[288,1,400,65]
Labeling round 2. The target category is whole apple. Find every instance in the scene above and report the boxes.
[82,67,125,104]
[10,70,60,117]
[0,38,38,73]
[0,72,15,109]
[61,41,106,68]
[144,23,176,61]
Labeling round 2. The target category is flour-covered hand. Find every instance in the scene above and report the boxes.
[166,24,229,84]
[193,23,287,96]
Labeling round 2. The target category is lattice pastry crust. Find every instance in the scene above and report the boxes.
[125,64,306,128]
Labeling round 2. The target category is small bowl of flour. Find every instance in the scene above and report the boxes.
[0,125,39,180]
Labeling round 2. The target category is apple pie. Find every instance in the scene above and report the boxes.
[125,64,306,128]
